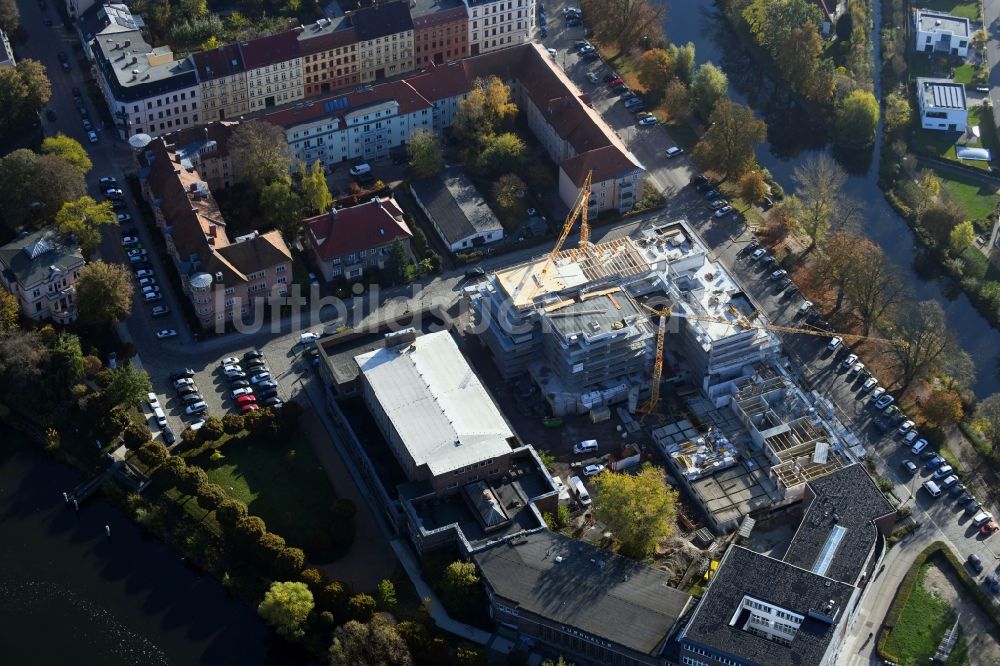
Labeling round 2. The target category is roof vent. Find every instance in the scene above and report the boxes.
[215,271,224,282]
[123,39,131,47]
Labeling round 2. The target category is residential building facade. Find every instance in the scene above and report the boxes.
[352,1,415,83]
[915,11,970,58]
[139,137,292,328]
[916,77,968,131]
[0,228,84,324]
[192,44,249,122]
[413,0,469,67]
[91,29,200,139]
[410,169,505,251]
[464,0,535,55]
[242,29,305,112]
[299,19,360,98]
[157,122,239,191]
[303,196,413,280]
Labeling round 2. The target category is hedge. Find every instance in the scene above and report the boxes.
[878,541,1000,663]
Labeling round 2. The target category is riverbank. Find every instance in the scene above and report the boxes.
[877,0,1000,331]
[0,431,307,666]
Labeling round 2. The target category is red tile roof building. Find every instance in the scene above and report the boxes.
[139,137,292,329]
[304,196,413,280]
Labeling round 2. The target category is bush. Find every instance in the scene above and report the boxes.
[318,581,348,616]
[216,498,249,530]
[347,593,377,622]
[222,413,245,435]
[200,416,225,442]
[300,567,327,593]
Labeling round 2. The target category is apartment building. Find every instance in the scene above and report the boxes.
[192,43,249,122]
[0,229,84,324]
[464,0,535,55]
[263,79,434,166]
[412,0,469,67]
[299,18,360,98]
[352,1,415,83]
[303,196,413,281]
[242,29,305,112]
[91,29,200,139]
[139,138,292,328]
[157,122,239,191]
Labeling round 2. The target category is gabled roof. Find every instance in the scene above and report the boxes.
[407,61,471,102]
[191,43,245,81]
[474,531,693,656]
[410,169,503,245]
[261,80,432,130]
[304,196,412,261]
[351,1,414,41]
[562,144,643,186]
[239,29,303,70]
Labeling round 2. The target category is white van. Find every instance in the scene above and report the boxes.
[299,331,320,344]
[573,439,599,455]
[349,163,371,176]
[569,475,591,505]
[922,480,942,498]
[973,511,994,527]
[153,406,167,429]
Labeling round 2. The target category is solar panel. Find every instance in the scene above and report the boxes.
[323,96,350,114]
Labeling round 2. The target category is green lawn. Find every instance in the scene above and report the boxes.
[952,63,975,85]
[922,0,981,20]
[883,563,967,665]
[187,430,345,562]
[938,170,1000,219]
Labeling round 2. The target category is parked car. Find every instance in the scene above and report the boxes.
[932,464,954,480]
[117,213,132,223]
[861,377,878,393]
[220,357,240,367]
[185,401,208,415]
[638,116,657,126]
[99,176,117,187]
[903,430,919,445]
[138,278,156,288]
[925,455,945,470]
[244,350,264,360]
[223,368,246,379]
[236,394,257,406]
[162,427,175,445]
[156,329,177,340]
[713,206,733,217]
[176,385,199,397]
[349,163,371,176]
[232,387,253,399]
[840,354,858,371]
[849,362,864,377]
[870,387,886,403]
[255,379,278,390]
[704,189,722,200]
[874,393,895,409]
[968,553,984,574]
[583,464,605,476]
[751,248,767,261]
[87,131,98,144]
[901,459,918,475]
[250,372,272,384]
[230,379,250,389]
[826,337,842,352]
[169,368,195,381]
[264,397,284,408]
[241,403,260,413]
[151,305,170,317]
[665,146,684,158]
[897,420,915,435]
[147,392,160,410]
[710,199,729,210]
[181,393,204,405]
[586,72,599,83]
[259,388,280,400]
[982,521,999,536]
[134,268,153,278]
[771,269,788,281]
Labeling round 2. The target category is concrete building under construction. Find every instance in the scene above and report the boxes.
[467,220,781,415]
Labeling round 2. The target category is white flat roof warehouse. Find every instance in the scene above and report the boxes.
[355,331,514,477]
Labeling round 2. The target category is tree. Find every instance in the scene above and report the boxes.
[122,421,152,450]
[452,76,517,146]
[492,173,527,219]
[318,581,348,615]
[743,0,823,56]
[216,498,249,530]
[884,91,912,135]
[661,79,691,120]
[887,300,956,393]
[199,415,225,442]
[637,49,673,98]
[922,389,964,429]
[949,220,975,253]
[104,364,152,408]
[670,42,696,84]
[919,202,964,248]
[301,160,332,214]
[0,60,51,138]
[845,240,906,336]
[940,347,975,392]
[690,63,728,121]
[790,152,859,252]
[0,289,17,333]
[0,150,86,231]
[328,617,412,666]
[377,579,397,610]
[977,394,1000,452]
[737,171,769,209]
[136,441,169,468]
[222,413,245,434]
[75,261,133,328]
[541,658,575,666]
[178,465,209,497]
[55,196,117,257]
[915,170,942,216]
[407,129,443,179]
[0,0,19,34]
[258,581,314,639]
[274,546,306,580]
[196,482,227,511]
[41,134,93,175]
[234,514,267,544]
[691,100,765,180]
[43,333,84,402]
[229,120,291,191]
[774,22,831,102]
[582,0,665,55]
[477,132,525,175]
[440,561,480,615]
[835,12,853,41]
[259,176,303,239]
[347,593,377,623]
[157,456,187,487]
[592,464,677,559]
[384,239,412,285]
[834,90,879,150]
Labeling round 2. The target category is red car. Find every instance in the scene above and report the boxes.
[609,77,623,86]
[981,520,998,536]
[241,403,260,413]
[236,394,256,405]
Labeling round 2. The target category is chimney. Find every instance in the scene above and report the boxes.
[189,182,199,192]
[123,39,131,48]
[209,224,217,237]
[215,271,223,283]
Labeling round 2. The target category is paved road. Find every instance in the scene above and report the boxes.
[985,0,1000,138]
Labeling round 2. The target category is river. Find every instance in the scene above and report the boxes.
[660,0,1000,399]
[0,432,313,666]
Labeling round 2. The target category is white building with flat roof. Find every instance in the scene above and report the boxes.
[355,329,516,495]
[915,11,971,58]
[916,77,968,131]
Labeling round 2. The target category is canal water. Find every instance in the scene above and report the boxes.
[0,432,312,666]
[660,0,1000,398]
